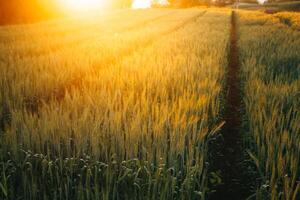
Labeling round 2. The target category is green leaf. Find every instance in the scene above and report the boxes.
[246,150,259,170]
[0,182,7,197]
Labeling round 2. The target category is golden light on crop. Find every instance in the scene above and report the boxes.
[59,0,105,12]
[132,0,151,9]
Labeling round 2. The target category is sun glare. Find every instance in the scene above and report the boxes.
[59,0,105,12]
[132,0,151,9]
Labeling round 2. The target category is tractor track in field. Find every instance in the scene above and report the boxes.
[209,11,254,200]
[23,11,207,115]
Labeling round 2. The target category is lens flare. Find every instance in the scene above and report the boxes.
[257,0,267,5]
[59,0,105,12]
[132,0,151,9]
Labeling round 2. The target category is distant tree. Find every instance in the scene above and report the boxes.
[168,0,214,7]
[0,0,58,25]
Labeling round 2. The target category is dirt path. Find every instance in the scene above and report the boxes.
[210,11,252,200]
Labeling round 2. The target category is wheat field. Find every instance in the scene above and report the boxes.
[0,9,230,200]
[0,7,299,200]
[238,10,300,200]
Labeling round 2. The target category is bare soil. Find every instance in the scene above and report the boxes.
[209,11,254,200]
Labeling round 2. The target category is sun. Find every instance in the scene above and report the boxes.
[59,0,105,12]
[132,0,151,9]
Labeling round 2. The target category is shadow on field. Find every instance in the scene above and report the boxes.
[264,56,300,84]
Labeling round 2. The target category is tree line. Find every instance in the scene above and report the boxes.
[0,0,58,25]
